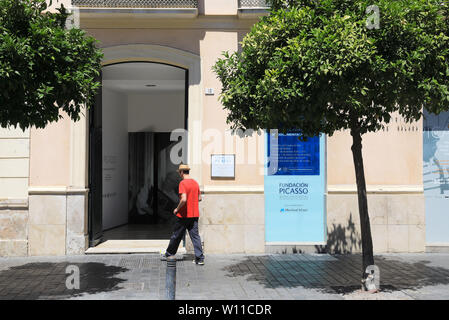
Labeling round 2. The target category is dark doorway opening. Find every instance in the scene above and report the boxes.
[88,62,188,246]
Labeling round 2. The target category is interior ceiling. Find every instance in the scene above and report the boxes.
[102,62,186,93]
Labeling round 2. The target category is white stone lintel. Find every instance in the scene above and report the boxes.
[28,187,89,195]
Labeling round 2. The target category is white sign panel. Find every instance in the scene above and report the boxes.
[211,154,235,178]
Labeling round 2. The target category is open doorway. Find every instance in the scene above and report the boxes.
[125,132,183,238]
[89,62,187,245]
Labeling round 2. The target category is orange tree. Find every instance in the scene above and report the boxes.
[0,0,102,129]
[213,0,449,289]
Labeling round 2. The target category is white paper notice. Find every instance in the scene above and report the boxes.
[211,154,235,178]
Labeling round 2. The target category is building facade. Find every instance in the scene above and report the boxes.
[0,0,448,257]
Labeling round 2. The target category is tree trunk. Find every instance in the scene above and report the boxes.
[350,125,375,290]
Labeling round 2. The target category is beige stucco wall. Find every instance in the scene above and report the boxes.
[200,30,265,188]
[199,0,238,15]
[328,113,422,186]
[29,117,71,187]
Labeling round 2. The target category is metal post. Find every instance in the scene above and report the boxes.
[166,255,177,300]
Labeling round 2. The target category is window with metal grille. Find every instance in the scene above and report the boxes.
[238,0,269,8]
[71,0,198,8]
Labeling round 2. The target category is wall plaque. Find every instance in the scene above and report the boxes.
[211,154,235,178]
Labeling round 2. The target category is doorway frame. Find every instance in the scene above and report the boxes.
[86,45,203,247]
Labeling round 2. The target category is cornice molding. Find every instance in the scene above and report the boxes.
[28,187,89,195]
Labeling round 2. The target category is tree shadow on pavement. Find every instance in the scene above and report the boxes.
[0,262,128,300]
[222,254,449,295]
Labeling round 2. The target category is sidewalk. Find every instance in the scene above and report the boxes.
[1,253,449,300]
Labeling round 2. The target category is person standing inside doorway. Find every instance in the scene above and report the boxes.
[162,164,205,265]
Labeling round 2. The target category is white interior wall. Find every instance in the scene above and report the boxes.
[102,88,129,230]
[101,88,184,230]
[100,62,186,232]
[128,91,185,132]
[128,90,186,195]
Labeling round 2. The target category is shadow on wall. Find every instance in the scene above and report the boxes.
[0,262,128,299]
[267,213,362,254]
[316,213,362,254]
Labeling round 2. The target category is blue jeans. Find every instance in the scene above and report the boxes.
[166,217,204,261]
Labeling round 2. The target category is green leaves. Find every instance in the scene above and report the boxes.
[0,0,103,130]
[213,0,449,136]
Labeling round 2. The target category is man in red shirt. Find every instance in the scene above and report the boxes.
[163,164,204,265]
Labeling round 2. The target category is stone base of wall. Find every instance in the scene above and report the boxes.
[196,191,425,254]
[0,240,28,256]
[2,190,427,256]
[28,191,88,256]
[200,193,265,254]
[326,193,425,253]
[426,244,449,253]
[0,203,29,257]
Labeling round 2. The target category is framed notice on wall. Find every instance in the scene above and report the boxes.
[211,154,235,178]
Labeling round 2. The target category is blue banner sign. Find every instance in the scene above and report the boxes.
[265,131,326,243]
[423,110,449,244]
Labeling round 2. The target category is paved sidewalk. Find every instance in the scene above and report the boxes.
[0,253,449,300]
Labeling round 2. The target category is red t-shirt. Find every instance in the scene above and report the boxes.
[177,179,200,218]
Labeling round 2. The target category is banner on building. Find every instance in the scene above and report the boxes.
[264,131,326,243]
[423,110,449,244]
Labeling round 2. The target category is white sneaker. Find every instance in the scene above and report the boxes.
[160,253,169,261]
[192,259,204,265]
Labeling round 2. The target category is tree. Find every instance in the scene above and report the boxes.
[213,0,449,289]
[0,0,103,130]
